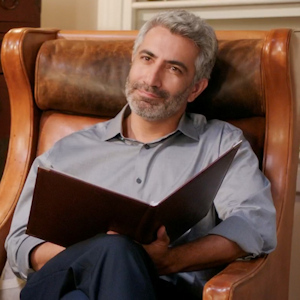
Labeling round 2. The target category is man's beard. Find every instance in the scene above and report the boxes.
[125,78,191,121]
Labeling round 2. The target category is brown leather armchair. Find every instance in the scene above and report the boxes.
[0,27,299,299]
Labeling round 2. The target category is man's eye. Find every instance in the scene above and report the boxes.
[141,56,151,61]
[170,66,182,74]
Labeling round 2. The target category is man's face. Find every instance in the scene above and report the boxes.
[125,26,201,122]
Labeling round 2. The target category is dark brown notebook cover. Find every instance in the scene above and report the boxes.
[26,140,242,247]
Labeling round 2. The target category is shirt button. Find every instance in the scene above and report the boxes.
[144,144,150,149]
[136,178,142,184]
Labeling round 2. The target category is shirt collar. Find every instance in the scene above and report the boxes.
[177,113,201,141]
[103,104,202,142]
[104,105,130,141]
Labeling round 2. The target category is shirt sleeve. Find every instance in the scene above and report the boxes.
[209,133,277,256]
[5,154,52,280]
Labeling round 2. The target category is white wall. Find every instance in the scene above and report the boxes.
[207,17,300,30]
[41,1,300,31]
[41,0,98,30]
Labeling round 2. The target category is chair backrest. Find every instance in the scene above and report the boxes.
[0,28,299,299]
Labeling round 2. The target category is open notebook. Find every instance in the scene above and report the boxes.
[26,140,242,246]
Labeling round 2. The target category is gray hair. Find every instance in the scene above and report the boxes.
[133,10,218,82]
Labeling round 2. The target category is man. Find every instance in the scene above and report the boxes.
[5,9,277,300]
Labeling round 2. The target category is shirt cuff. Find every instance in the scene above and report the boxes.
[16,236,45,280]
[208,215,264,256]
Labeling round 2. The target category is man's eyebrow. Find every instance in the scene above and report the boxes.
[139,49,157,58]
[138,49,188,72]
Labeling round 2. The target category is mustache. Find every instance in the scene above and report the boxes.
[129,81,170,99]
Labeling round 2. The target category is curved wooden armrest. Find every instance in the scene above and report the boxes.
[0,28,59,272]
[203,256,270,299]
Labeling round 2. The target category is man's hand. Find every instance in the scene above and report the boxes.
[108,226,172,274]
[143,226,172,275]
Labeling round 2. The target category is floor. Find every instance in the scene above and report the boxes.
[289,194,300,300]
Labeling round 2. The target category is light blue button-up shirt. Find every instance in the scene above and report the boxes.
[5,105,277,294]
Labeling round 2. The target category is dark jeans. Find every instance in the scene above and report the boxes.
[21,234,197,300]
[61,290,89,300]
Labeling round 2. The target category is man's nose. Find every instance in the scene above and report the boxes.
[144,64,163,88]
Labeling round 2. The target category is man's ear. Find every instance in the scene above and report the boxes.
[187,78,208,103]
